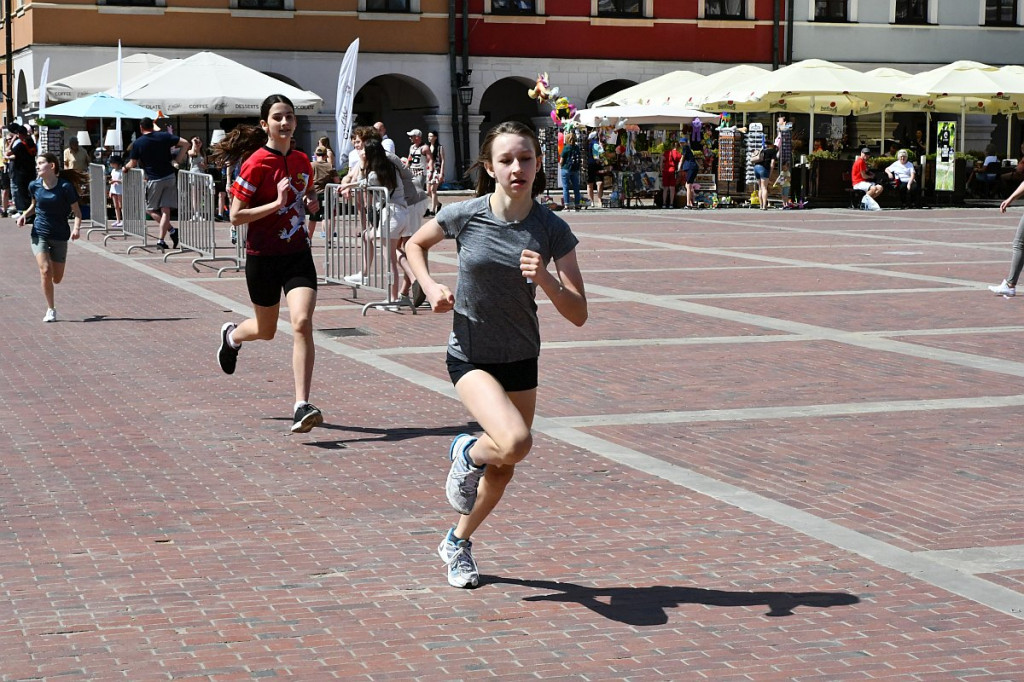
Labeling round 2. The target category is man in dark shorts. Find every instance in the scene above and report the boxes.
[125,117,190,250]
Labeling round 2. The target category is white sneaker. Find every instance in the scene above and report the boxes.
[988,280,1016,297]
[43,308,56,323]
[438,532,480,588]
[343,272,363,284]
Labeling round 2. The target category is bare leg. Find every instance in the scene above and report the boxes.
[450,371,536,540]
[285,286,317,404]
[35,251,57,309]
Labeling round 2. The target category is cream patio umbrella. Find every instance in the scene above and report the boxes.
[590,70,705,107]
[35,54,168,103]
[681,64,772,111]
[695,59,909,150]
[901,60,1023,153]
[863,67,916,155]
[111,52,323,115]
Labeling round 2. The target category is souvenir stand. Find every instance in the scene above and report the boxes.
[744,122,766,192]
[716,126,746,202]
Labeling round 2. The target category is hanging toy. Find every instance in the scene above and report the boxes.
[528,73,558,105]
[691,118,702,143]
[551,97,577,125]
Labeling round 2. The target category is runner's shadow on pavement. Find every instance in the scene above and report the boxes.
[481,576,859,625]
[77,315,195,323]
[266,421,481,449]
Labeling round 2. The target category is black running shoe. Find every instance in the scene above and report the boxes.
[217,322,239,374]
[291,403,324,433]
[156,239,169,251]
[169,228,179,249]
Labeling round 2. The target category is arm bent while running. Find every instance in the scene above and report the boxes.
[520,247,587,326]
[406,219,454,313]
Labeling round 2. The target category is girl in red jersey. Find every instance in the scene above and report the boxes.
[211,95,325,434]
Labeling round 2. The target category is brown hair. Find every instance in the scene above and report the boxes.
[469,121,545,198]
[38,152,87,187]
[210,94,295,166]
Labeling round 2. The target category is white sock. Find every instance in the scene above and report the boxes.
[294,401,308,412]
[227,329,240,349]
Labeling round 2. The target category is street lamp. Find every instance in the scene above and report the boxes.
[457,72,473,175]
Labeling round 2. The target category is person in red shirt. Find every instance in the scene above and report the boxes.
[851,147,883,207]
[212,94,325,434]
[661,141,682,209]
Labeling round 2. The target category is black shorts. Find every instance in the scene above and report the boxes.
[244,249,318,307]
[447,353,538,392]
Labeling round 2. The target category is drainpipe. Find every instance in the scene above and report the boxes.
[785,0,794,65]
[4,0,12,121]
[772,0,780,70]
[460,0,470,172]
[448,0,462,182]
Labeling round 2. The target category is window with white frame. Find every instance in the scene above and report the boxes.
[492,0,536,14]
[366,0,411,10]
[986,0,1018,24]
[598,0,642,17]
[894,0,927,24]
[705,0,745,19]
[814,0,847,20]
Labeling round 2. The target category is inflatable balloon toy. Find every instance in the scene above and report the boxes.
[551,96,577,124]
[528,73,558,105]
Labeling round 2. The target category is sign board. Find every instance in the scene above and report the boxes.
[935,121,956,192]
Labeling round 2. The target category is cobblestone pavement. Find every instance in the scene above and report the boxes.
[3,205,1024,681]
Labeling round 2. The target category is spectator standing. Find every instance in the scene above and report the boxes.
[559,129,582,211]
[317,136,336,169]
[374,122,396,155]
[426,130,445,217]
[108,155,124,227]
[660,141,681,209]
[405,128,432,220]
[752,142,778,211]
[586,130,605,209]
[679,137,700,209]
[7,123,38,214]
[16,153,84,322]
[63,138,90,173]
[125,117,189,250]
[309,145,340,238]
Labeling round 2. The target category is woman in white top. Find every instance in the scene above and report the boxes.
[885,149,920,209]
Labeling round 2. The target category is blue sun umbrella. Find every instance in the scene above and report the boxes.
[42,92,159,119]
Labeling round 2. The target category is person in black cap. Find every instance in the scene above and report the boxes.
[6,123,37,215]
[851,147,883,209]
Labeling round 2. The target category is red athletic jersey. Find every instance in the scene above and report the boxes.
[232,146,312,256]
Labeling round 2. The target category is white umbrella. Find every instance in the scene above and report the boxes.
[902,60,1023,152]
[591,70,705,107]
[577,104,718,127]
[682,64,772,110]
[699,59,925,152]
[111,52,323,115]
[36,54,168,103]
[863,67,915,155]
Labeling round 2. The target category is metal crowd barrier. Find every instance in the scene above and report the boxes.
[85,163,108,239]
[216,222,247,277]
[167,169,241,272]
[104,168,150,253]
[322,183,414,315]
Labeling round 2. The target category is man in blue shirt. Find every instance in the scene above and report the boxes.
[126,117,189,250]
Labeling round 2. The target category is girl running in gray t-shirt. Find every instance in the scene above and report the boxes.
[406,121,588,589]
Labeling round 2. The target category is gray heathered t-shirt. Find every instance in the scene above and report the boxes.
[435,194,579,364]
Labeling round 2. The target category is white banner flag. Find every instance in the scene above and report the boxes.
[38,58,50,117]
[335,38,359,169]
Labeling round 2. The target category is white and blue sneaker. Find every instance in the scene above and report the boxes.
[446,434,483,515]
[988,280,1016,297]
[438,531,480,588]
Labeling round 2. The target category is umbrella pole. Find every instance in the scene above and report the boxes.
[954,97,962,153]
[926,112,931,159]
[809,95,814,154]
[1008,114,1013,160]
[879,111,885,156]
